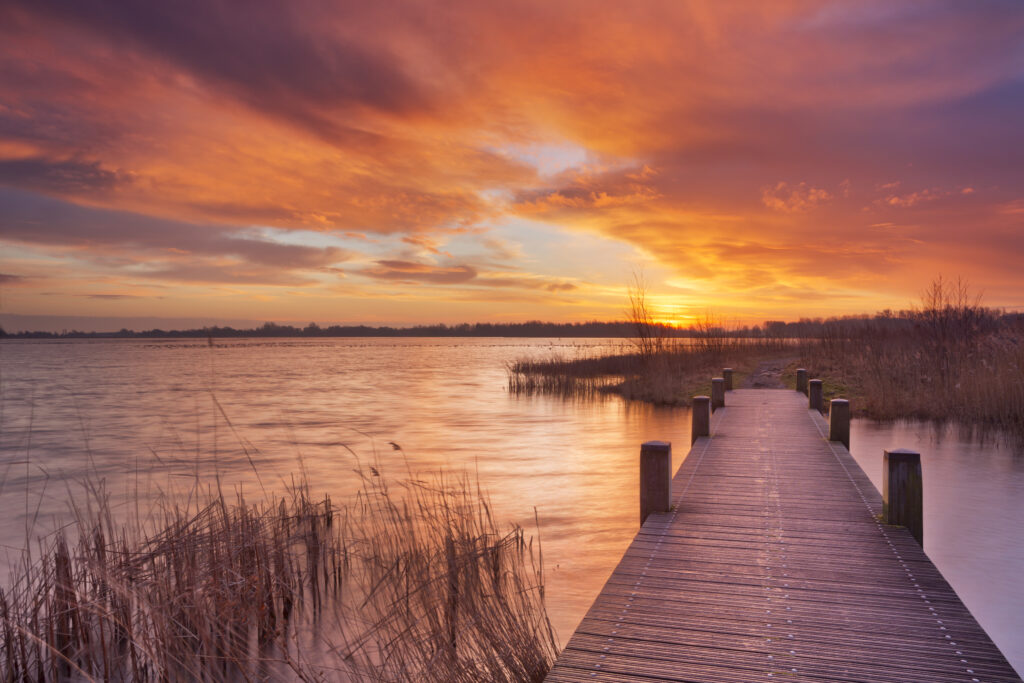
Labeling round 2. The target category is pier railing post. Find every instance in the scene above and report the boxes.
[691,396,710,444]
[796,368,808,394]
[808,379,823,413]
[829,398,850,449]
[883,449,923,546]
[640,441,671,525]
[722,368,734,391]
[711,378,725,411]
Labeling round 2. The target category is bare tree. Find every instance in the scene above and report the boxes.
[691,310,727,356]
[913,275,999,382]
[915,275,992,345]
[627,271,664,357]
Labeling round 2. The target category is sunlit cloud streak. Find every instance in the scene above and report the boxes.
[363,261,478,285]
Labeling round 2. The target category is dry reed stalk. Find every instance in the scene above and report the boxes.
[797,282,1024,438]
[508,338,786,404]
[1,467,558,681]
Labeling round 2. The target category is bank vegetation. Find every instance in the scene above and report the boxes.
[796,277,1024,436]
[0,469,557,681]
[510,276,1024,437]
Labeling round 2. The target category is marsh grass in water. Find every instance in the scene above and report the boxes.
[509,276,785,404]
[507,339,786,405]
[0,467,558,681]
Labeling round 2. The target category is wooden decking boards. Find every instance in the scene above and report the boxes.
[545,388,1021,683]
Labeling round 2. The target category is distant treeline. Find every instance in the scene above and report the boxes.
[2,320,670,339]
[3,311,1021,339]
[763,310,1024,338]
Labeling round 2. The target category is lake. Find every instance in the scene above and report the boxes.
[1,337,1021,675]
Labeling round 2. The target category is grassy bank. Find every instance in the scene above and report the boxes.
[793,287,1024,437]
[508,339,788,405]
[0,470,557,681]
[510,278,1024,441]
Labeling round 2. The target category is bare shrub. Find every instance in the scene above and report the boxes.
[627,271,665,358]
[691,312,730,358]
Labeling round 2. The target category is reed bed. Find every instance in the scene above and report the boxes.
[0,469,558,681]
[797,293,1024,438]
[508,338,785,405]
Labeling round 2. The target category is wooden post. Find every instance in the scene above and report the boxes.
[796,368,808,394]
[808,379,823,413]
[829,398,850,449]
[691,396,710,444]
[711,378,725,411]
[640,441,671,525]
[722,368,734,391]
[883,449,923,546]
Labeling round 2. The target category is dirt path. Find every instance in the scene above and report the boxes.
[741,356,797,389]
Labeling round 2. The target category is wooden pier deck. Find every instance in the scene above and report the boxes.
[546,388,1020,683]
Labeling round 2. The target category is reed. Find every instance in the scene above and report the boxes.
[0,468,558,681]
[508,339,784,405]
[797,279,1024,437]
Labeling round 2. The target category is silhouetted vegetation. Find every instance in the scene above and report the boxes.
[0,319,780,340]
[626,272,666,357]
[506,274,784,404]
[796,277,1024,436]
[0,470,557,681]
[2,320,645,339]
[508,277,1024,436]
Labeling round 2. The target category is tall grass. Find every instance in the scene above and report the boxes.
[0,468,558,681]
[508,338,788,405]
[797,278,1024,437]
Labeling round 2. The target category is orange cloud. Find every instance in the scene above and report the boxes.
[362,261,477,285]
[2,1,1024,325]
[761,182,833,213]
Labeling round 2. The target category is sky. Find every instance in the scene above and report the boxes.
[1,1,1023,331]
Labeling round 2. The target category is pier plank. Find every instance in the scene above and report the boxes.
[546,389,1020,683]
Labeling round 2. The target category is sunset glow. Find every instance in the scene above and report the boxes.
[2,1,1023,330]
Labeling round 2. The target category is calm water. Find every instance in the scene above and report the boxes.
[848,420,1024,674]
[1,338,1021,674]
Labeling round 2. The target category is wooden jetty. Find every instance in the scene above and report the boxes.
[546,387,1021,682]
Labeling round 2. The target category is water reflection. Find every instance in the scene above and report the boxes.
[2,338,1019,674]
[0,338,682,644]
[849,419,1024,675]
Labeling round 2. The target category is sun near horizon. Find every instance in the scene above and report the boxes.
[1,2,1023,333]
